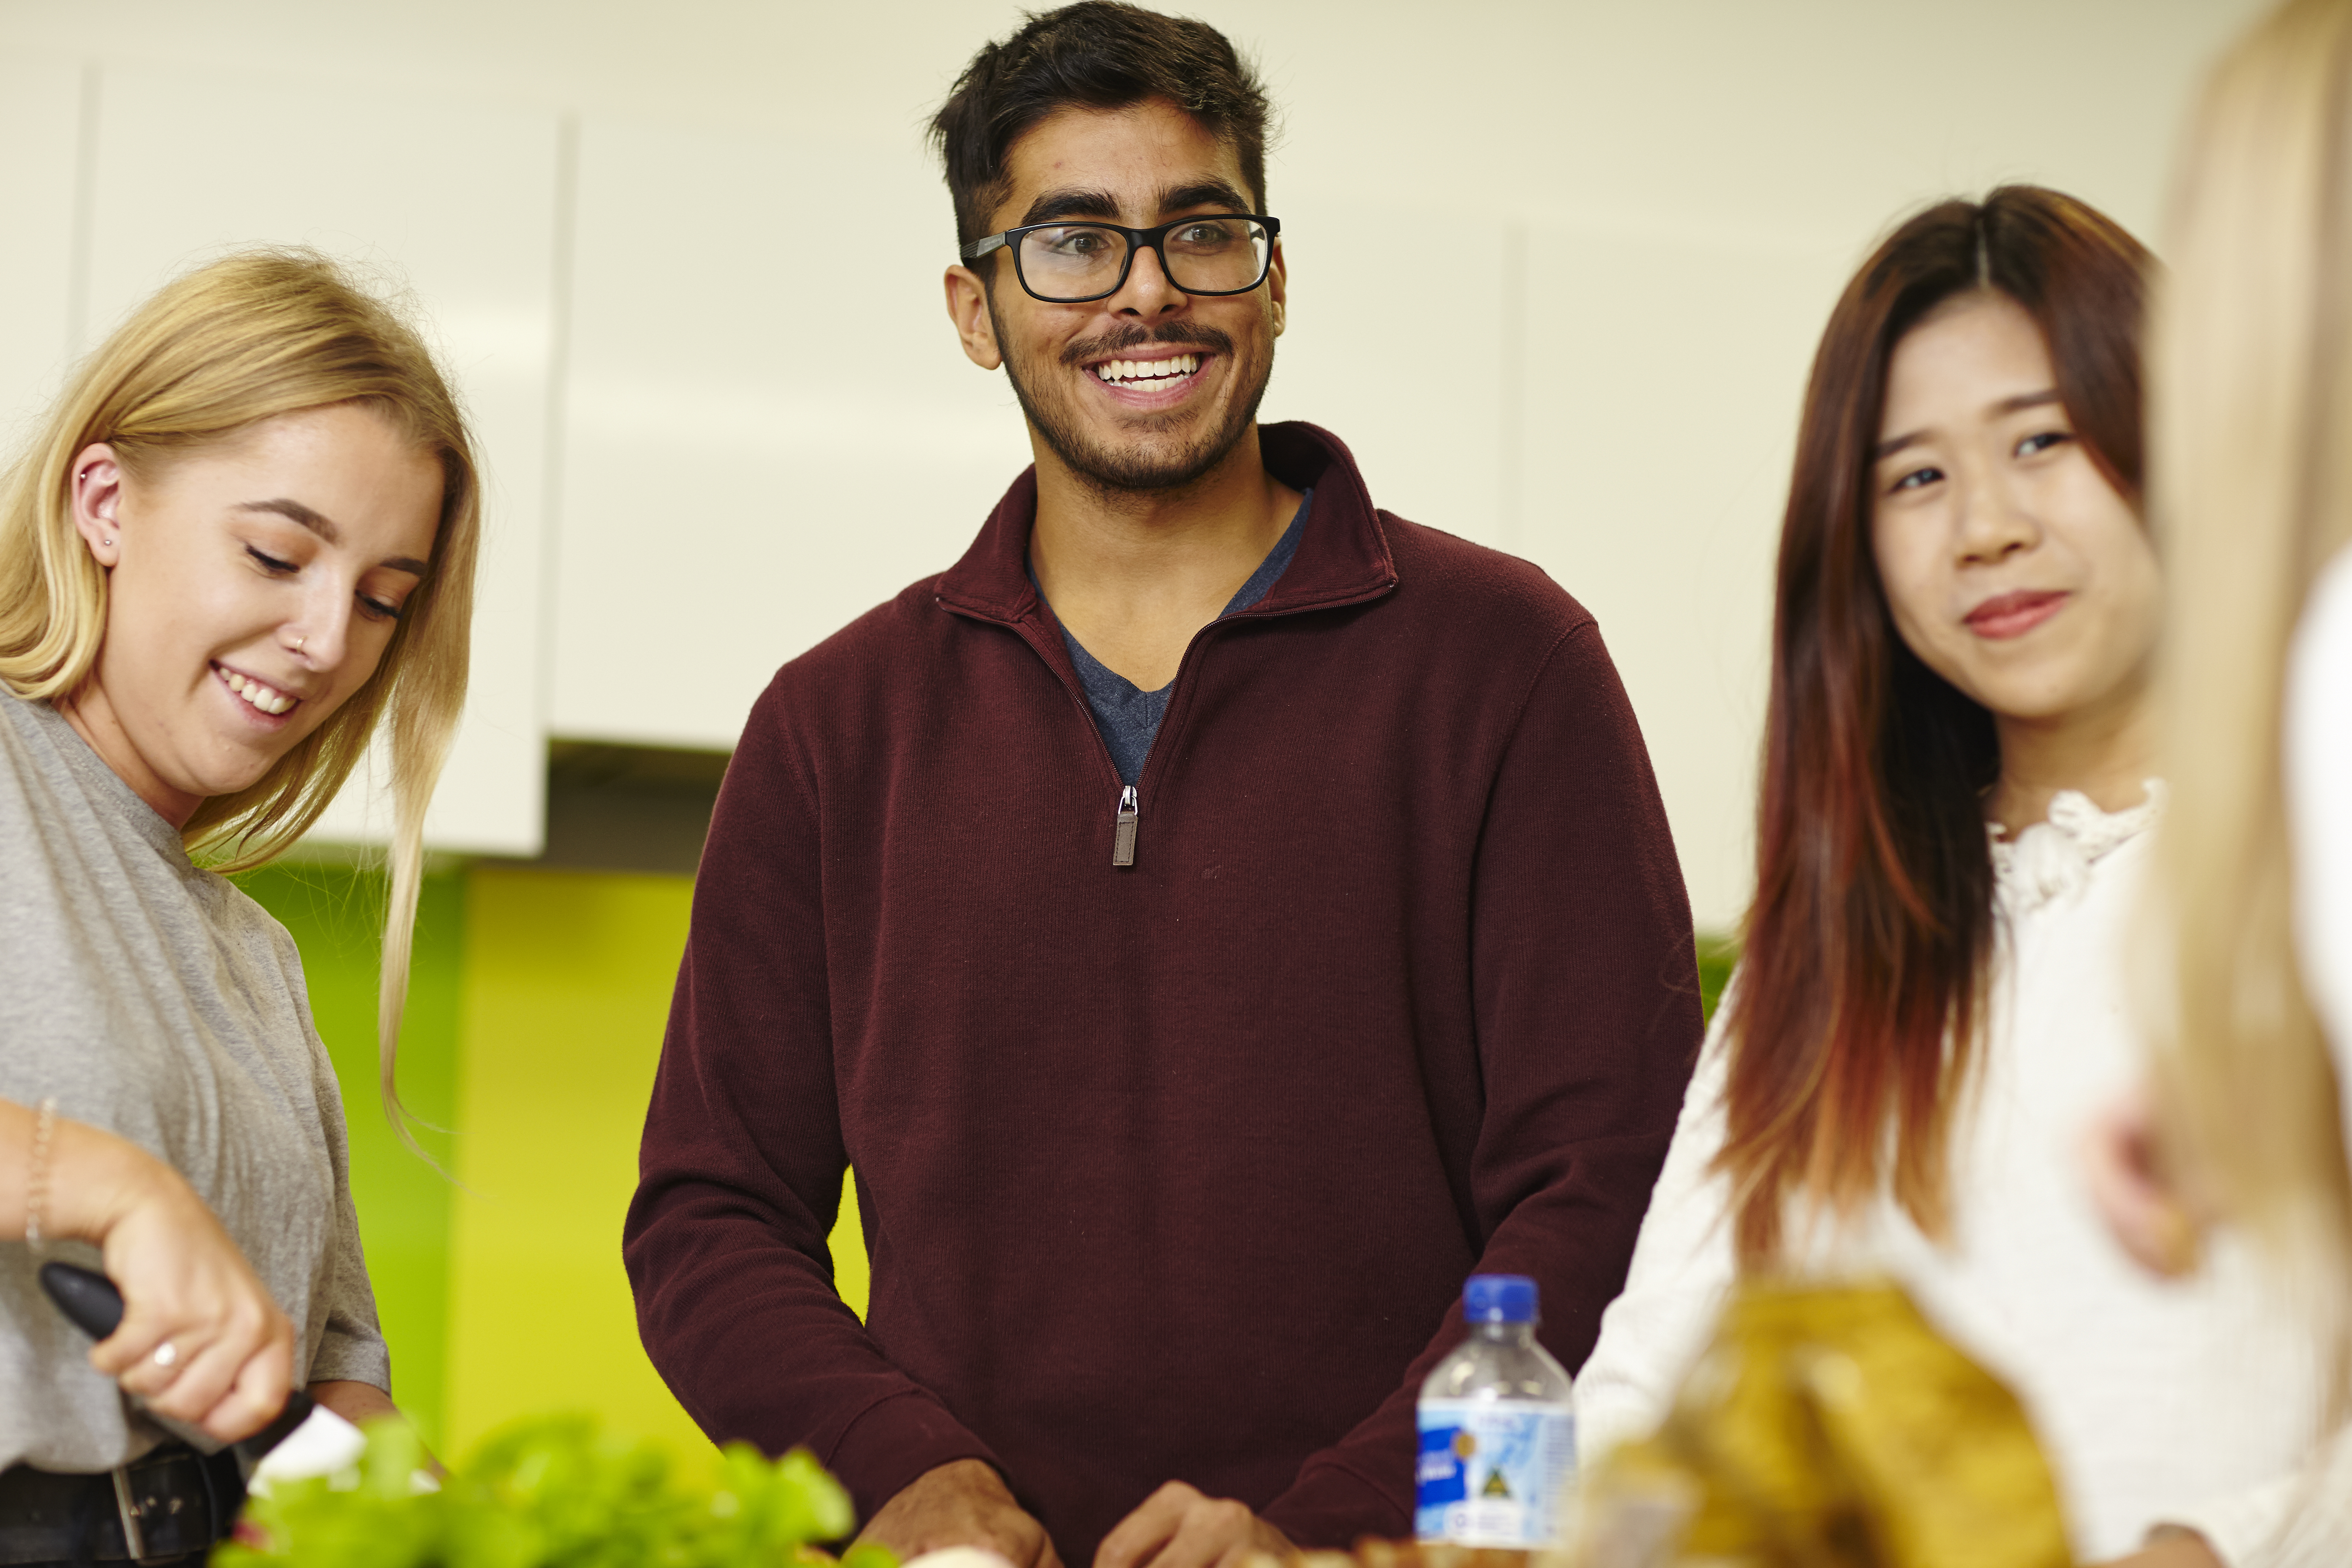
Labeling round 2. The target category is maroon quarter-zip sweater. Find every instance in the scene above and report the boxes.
[625,423,1702,1563]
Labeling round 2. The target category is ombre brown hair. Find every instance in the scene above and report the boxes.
[1719,186,2152,1268]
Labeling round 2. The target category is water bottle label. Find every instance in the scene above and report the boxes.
[1414,1399,1575,1547]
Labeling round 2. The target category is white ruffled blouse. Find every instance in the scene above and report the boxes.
[1574,783,2323,1564]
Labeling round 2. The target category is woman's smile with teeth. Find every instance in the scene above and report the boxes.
[215,663,298,716]
[1093,353,1200,386]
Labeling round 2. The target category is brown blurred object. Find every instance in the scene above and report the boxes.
[1574,1282,2073,1568]
[1243,1544,1573,1568]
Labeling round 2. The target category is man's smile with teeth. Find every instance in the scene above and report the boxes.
[1093,353,1202,386]
[214,663,299,716]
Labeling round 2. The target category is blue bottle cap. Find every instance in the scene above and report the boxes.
[1463,1274,1539,1324]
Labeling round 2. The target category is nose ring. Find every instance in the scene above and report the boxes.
[291,635,306,653]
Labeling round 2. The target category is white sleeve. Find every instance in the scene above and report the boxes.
[1573,997,1741,1465]
[2160,1429,2352,1568]
[2288,546,2352,1142]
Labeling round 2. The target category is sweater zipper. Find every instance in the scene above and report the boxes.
[1112,785,1139,868]
[939,564,1396,872]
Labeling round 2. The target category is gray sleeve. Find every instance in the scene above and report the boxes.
[307,1178,391,1391]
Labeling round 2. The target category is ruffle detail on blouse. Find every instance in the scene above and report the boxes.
[1990,779,2166,918]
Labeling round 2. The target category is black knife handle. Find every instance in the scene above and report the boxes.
[39,1259,319,1471]
[39,1261,125,1340]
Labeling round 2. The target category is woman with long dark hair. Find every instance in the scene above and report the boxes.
[1573,188,2318,1567]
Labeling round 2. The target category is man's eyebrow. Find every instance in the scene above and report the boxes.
[1158,179,1253,214]
[1018,188,1125,227]
[1873,389,2066,460]
[1014,179,1257,230]
[238,498,429,576]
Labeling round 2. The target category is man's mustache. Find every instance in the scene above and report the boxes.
[1059,323,1235,368]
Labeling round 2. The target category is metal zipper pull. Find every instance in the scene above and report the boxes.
[1112,785,1139,867]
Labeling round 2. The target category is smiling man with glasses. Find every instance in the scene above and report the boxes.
[624,7,1702,1568]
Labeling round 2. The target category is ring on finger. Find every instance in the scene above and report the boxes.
[151,1342,178,1369]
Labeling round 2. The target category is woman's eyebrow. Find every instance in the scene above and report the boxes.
[238,497,339,541]
[1990,388,2063,416]
[240,497,428,575]
[1875,389,2065,460]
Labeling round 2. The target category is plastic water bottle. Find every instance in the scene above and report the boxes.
[1414,1274,1576,1547]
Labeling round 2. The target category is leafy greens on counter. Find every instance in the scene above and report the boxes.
[219,1412,900,1568]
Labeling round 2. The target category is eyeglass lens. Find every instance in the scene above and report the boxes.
[1017,218,1272,301]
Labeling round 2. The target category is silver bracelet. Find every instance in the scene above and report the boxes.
[24,1096,57,1253]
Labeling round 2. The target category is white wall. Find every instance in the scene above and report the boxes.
[0,0,2266,920]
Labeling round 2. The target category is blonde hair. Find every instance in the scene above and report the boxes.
[0,249,480,1151]
[2153,0,2352,1361]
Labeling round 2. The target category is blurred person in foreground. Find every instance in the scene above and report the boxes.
[1572,186,2321,1568]
[2081,0,2352,1559]
[622,4,1703,1565]
[0,250,481,1564]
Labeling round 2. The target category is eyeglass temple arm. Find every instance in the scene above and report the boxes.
[959,233,1011,262]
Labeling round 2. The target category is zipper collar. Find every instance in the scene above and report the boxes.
[931,420,1401,629]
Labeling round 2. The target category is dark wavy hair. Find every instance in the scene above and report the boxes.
[1718,186,2153,1268]
[928,2,1274,252]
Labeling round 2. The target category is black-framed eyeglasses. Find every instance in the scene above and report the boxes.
[961,214,1281,304]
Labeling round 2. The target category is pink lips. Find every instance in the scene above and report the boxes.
[1965,589,2069,640]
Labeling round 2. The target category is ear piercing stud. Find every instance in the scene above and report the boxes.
[81,466,108,546]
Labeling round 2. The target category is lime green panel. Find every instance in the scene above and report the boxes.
[832,1167,868,1320]
[443,866,702,1460]
[1697,933,1739,1026]
[232,862,464,1452]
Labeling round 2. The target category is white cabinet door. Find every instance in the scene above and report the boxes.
[551,116,1030,751]
[1253,198,1512,552]
[79,62,563,856]
[0,58,85,451]
[1512,223,1852,931]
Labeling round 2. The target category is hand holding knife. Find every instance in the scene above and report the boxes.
[39,1261,367,1491]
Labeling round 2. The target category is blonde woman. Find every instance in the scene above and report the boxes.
[2078,0,2352,1562]
[0,250,479,1565]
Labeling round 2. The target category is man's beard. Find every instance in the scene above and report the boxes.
[991,307,1274,498]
